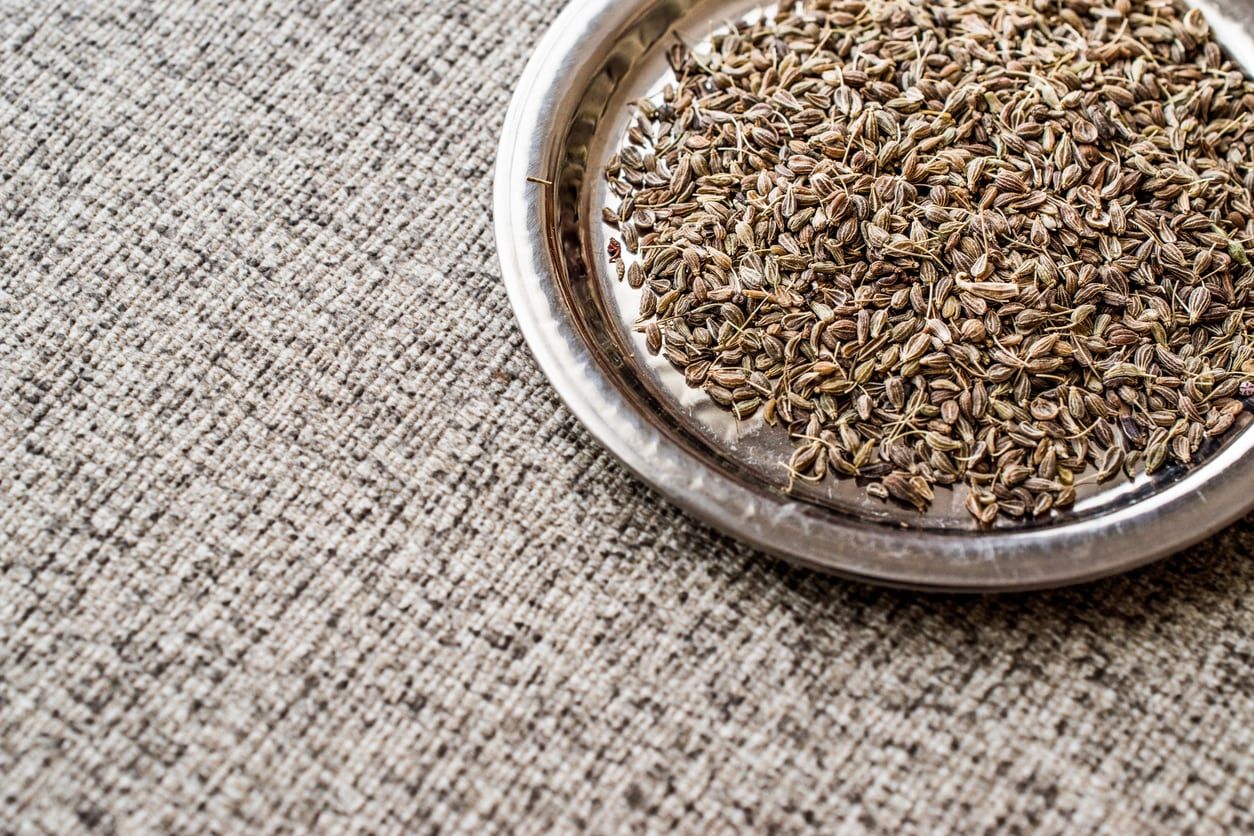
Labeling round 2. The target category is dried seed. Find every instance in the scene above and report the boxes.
[603,0,1254,525]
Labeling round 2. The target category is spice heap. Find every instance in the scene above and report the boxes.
[604,0,1254,523]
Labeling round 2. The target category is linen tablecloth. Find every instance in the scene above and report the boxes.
[2,1,1251,831]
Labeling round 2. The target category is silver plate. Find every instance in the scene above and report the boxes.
[495,0,1254,589]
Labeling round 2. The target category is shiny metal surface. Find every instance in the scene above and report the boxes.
[494,0,1254,589]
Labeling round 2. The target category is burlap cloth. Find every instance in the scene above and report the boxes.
[1,2,1251,832]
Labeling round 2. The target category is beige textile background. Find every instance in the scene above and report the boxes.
[1,1,1252,832]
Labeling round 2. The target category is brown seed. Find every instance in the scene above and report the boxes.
[602,0,1254,525]
[626,261,645,289]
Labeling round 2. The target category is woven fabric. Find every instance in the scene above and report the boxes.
[1,1,1251,832]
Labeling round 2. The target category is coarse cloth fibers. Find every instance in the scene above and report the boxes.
[1,1,1251,832]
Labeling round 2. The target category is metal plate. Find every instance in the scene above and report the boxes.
[495,0,1254,589]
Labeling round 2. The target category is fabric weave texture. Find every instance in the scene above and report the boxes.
[1,1,1252,832]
